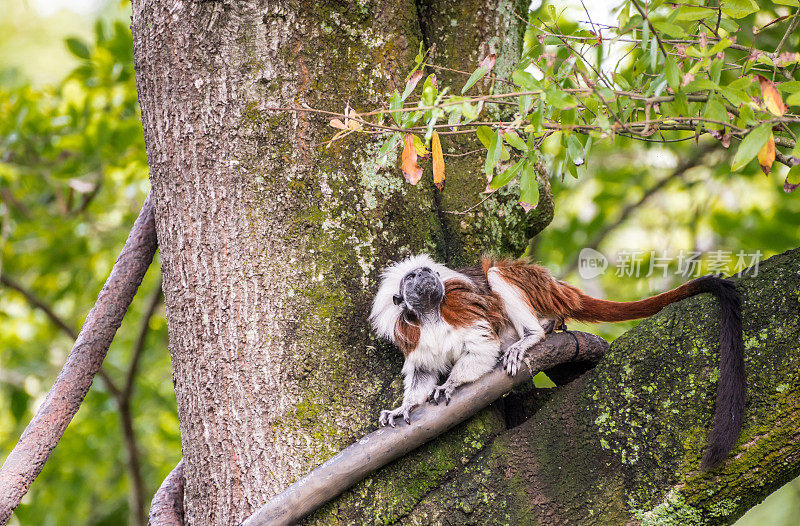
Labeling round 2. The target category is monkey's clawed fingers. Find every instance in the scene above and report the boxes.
[428,383,454,405]
[379,405,414,427]
[502,345,526,376]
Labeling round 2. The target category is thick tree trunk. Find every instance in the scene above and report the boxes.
[306,248,800,525]
[131,0,526,523]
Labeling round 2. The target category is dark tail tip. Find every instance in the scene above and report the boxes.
[692,276,746,470]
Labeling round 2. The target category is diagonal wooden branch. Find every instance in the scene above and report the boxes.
[0,193,157,525]
[241,330,609,526]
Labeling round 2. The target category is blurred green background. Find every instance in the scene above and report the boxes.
[0,0,797,524]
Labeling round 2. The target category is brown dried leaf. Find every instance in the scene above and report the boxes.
[479,53,497,71]
[756,75,788,116]
[431,131,445,191]
[406,70,423,94]
[330,119,347,130]
[401,133,423,185]
[346,109,362,131]
[757,130,775,175]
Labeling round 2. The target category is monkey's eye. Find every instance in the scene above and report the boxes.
[392,294,403,305]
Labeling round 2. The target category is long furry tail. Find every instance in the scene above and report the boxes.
[570,275,745,469]
[694,276,745,470]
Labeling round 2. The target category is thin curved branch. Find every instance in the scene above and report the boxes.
[148,459,185,526]
[0,274,78,340]
[0,273,122,397]
[0,194,157,525]
[123,276,162,526]
[242,331,609,526]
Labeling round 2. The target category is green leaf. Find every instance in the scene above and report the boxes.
[649,35,658,71]
[787,92,800,107]
[731,123,772,171]
[461,61,492,94]
[490,159,525,189]
[683,79,719,92]
[389,91,402,126]
[787,164,800,185]
[518,94,533,115]
[721,0,759,19]
[652,20,685,37]
[566,135,584,166]
[710,59,722,85]
[421,74,438,106]
[786,164,800,192]
[778,81,800,94]
[664,56,680,91]
[774,0,799,6]
[545,89,577,109]
[65,37,90,59]
[739,104,757,126]
[512,70,541,91]
[708,38,733,55]
[703,99,729,131]
[484,131,503,178]
[529,98,544,131]
[641,20,649,53]
[476,126,493,149]
[461,102,479,121]
[503,130,528,152]
[447,106,462,128]
[675,6,709,20]
[718,17,740,33]
[376,133,401,166]
[519,162,540,205]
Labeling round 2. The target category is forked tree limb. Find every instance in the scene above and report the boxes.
[149,459,185,526]
[241,330,609,526]
[0,194,157,525]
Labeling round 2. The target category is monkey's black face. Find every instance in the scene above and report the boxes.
[393,266,444,319]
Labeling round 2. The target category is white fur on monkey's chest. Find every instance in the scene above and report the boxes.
[403,320,471,375]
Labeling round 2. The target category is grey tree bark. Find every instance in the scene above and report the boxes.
[131,0,528,524]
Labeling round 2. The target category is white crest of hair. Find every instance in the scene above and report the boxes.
[369,253,470,341]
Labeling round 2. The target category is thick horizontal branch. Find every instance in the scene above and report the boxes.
[0,194,157,525]
[241,331,609,526]
[149,459,185,526]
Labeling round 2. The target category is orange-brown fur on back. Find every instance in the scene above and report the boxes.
[440,279,507,334]
[482,257,712,324]
[482,257,583,318]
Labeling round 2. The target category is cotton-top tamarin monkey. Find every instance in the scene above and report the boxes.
[370,254,744,469]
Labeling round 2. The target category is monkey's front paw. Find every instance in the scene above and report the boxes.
[379,404,415,428]
[502,344,528,376]
[428,383,455,405]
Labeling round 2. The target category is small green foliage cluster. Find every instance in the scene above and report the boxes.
[324,0,800,203]
[1,21,177,525]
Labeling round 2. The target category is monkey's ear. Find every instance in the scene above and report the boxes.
[393,294,403,306]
